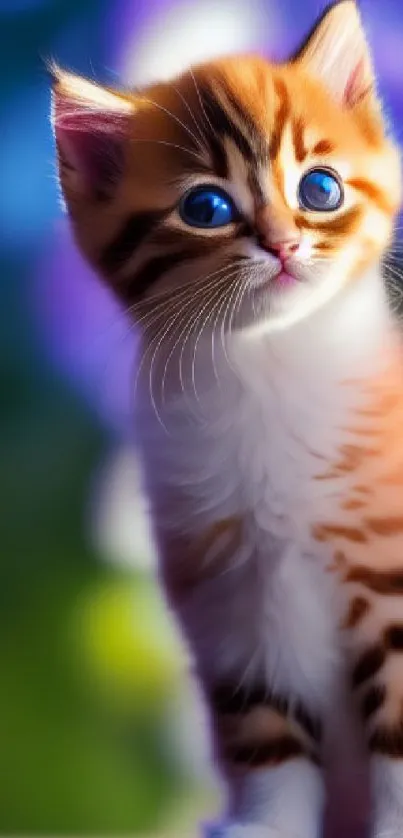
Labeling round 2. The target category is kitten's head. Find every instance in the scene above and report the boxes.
[52,1,401,339]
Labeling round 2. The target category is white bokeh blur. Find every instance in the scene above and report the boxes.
[121,0,280,85]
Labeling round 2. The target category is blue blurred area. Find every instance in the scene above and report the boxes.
[1,0,402,833]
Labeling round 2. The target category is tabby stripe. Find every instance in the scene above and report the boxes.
[211,684,321,743]
[212,684,267,714]
[100,209,168,273]
[366,516,403,536]
[369,726,403,756]
[219,87,254,134]
[209,133,229,179]
[347,178,392,214]
[154,226,250,249]
[385,625,403,650]
[312,139,335,156]
[346,566,403,595]
[219,86,268,164]
[201,85,256,163]
[248,167,266,205]
[235,221,255,239]
[312,523,367,543]
[268,694,322,743]
[226,735,305,767]
[343,596,370,629]
[294,702,323,743]
[352,645,385,689]
[292,117,308,162]
[361,684,386,720]
[269,79,290,159]
[123,248,196,301]
[353,625,403,693]
[315,241,335,252]
[296,206,362,234]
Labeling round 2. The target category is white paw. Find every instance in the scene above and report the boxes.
[203,822,281,838]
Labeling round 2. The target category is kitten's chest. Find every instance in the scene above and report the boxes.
[138,343,351,545]
[147,369,349,705]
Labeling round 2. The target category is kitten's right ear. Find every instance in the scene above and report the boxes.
[51,65,134,202]
[293,1,377,111]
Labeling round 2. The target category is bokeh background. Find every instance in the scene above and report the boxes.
[1,0,403,834]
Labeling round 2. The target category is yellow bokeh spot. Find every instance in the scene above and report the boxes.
[72,576,183,711]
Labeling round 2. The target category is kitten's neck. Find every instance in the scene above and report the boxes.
[232,265,396,382]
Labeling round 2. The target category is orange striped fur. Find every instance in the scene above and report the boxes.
[52,2,403,837]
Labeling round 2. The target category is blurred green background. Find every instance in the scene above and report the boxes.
[1,0,403,833]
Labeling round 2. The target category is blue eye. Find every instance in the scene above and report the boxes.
[298,168,343,212]
[179,186,239,228]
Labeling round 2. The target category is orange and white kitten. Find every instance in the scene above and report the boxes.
[52,2,403,835]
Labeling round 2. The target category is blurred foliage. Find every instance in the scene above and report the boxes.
[0,256,185,832]
[0,3,192,830]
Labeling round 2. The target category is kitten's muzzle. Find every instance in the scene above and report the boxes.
[256,204,301,264]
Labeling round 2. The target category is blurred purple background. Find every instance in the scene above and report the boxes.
[1,0,402,833]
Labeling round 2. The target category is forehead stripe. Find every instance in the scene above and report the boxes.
[208,132,229,179]
[201,84,256,164]
[313,139,335,155]
[269,79,290,159]
[219,85,268,163]
[292,117,308,163]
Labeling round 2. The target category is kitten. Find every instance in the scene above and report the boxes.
[52,2,403,836]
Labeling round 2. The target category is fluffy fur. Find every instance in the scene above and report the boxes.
[52,2,403,835]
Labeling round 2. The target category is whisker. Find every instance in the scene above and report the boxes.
[148,298,198,432]
[170,83,208,150]
[189,68,215,136]
[190,269,245,402]
[186,283,228,405]
[160,267,240,403]
[125,258,248,317]
[133,295,191,400]
[133,287,203,431]
[220,275,244,375]
[137,95,204,155]
[157,275,231,413]
[139,263,244,419]
[210,278,237,387]
[129,136,204,162]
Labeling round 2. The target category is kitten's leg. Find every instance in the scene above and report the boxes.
[202,680,325,838]
[160,525,326,837]
[342,574,403,837]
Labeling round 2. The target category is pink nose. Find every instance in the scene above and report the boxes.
[259,237,300,262]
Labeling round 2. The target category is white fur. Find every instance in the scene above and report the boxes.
[372,757,403,838]
[134,267,397,835]
[225,760,324,837]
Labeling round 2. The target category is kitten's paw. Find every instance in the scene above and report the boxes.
[203,822,283,838]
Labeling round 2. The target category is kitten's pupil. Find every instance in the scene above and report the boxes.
[180,186,238,228]
[298,168,343,212]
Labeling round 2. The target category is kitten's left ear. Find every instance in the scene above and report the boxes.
[294,1,377,110]
[50,64,133,201]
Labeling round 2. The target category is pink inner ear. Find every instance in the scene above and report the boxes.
[343,59,371,108]
[54,98,129,197]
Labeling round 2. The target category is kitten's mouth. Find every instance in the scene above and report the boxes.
[248,250,301,291]
[254,265,300,292]
[272,270,298,287]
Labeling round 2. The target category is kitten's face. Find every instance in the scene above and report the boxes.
[53,1,401,340]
